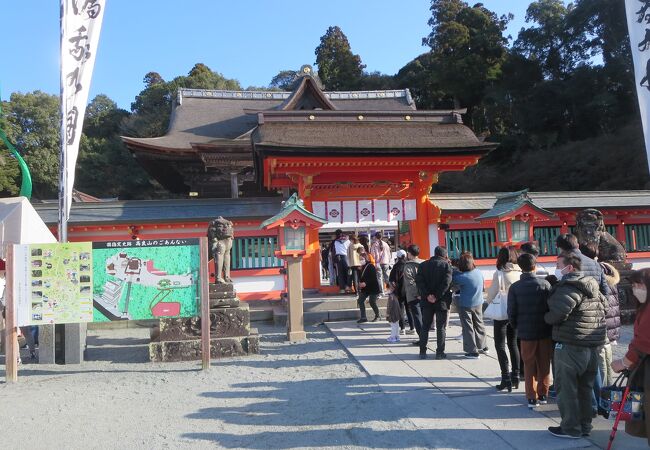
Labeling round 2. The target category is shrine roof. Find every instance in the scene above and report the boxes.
[122,88,416,152]
[475,189,554,221]
[252,117,494,152]
[432,190,650,212]
[34,197,283,226]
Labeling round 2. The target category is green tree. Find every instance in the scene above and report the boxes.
[0,151,20,196]
[513,0,588,80]
[568,0,636,121]
[270,70,299,90]
[76,94,159,199]
[395,52,454,110]
[123,64,241,138]
[423,0,511,128]
[315,26,366,90]
[2,91,60,199]
[359,71,397,90]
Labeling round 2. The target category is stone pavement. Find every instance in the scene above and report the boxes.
[326,317,647,450]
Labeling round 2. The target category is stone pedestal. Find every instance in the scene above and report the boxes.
[149,283,259,362]
[38,324,56,364]
[64,323,86,364]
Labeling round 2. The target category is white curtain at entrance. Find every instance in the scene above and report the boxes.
[325,201,342,223]
[312,199,418,224]
[357,200,373,222]
[373,200,388,222]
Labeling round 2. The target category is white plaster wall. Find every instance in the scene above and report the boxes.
[428,224,439,256]
[631,257,650,270]
[234,275,285,293]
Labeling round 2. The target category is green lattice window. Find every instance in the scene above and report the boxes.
[569,225,618,239]
[534,227,561,256]
[446,229,498,260]
[625,224,650,253]
[231,236,284,269]
[497,222,507,242]
[511,221,529,242]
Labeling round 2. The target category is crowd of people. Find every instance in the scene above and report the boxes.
[332,229,650,443]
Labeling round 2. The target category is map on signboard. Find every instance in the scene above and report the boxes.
[92,239,200,322]
[14,242,94,326]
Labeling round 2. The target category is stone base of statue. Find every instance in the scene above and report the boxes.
[149,283,260,362]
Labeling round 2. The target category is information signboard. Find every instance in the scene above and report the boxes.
[14,242,94,326]
[92,238,201,321]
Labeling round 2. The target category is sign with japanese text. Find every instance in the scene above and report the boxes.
[92,239,201,321]
[626,0,650,172]
[14,242,94,326]
[60,0,105,218]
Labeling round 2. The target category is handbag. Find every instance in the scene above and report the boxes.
[484,271,509,321]
[600,371,645,421]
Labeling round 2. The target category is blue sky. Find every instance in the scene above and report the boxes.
[1,1,529,110]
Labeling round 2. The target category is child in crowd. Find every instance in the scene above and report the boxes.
[386,292,401,343]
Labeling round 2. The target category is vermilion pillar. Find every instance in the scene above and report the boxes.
[298,178,321,290]
[409,172,438,260]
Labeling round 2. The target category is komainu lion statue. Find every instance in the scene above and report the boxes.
[575,209,626,263]
[207,216,234,283]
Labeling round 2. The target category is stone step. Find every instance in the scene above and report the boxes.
[302,295,388,312]
[155,305,251,341]
[272,306,388,326]
[250,308,274,322]
[209,283,235,294]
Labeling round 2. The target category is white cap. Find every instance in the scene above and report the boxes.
[395,249,407,259]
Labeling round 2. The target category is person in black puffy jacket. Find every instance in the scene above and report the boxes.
[556,234,608,295]
[508,253,552,407]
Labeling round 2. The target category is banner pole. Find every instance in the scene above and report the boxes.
[58,0,68,244]
[5,244,18,382]
[199,237,210,370]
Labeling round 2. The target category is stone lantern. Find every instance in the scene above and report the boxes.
[260,193,326,341]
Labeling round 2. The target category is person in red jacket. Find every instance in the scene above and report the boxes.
[612,268,650,444]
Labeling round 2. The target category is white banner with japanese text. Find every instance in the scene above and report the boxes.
[626,0,650,172]
[60,0,105,216]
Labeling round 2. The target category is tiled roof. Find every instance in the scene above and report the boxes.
[475,190,553,220]
[123,87,416,151]
[253,116,493,151]
[431,190,650,212]
[33,197,283,226]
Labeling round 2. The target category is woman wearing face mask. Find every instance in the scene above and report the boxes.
[612,268,650,445]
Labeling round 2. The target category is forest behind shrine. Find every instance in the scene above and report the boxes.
[1,0,648,200]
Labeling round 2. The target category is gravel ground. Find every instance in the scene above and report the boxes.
[0,323,432,450]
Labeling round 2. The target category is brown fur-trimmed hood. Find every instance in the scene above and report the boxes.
[601,262,620,286]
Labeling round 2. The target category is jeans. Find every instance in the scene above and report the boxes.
[420,301,448,354]
[408,301,423,340]
[335,255,349,290]
[350,266,361,293]
[599,343,614,387]
[459,305,486,354]
[377,264,390,294]
[389,322,400,340]
[399,297,414,330]
[358,292,379,320]
[591,364,603,412]
[19,326,36,353]
[554,343,599,437]
[493,319,520,378]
